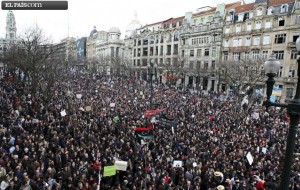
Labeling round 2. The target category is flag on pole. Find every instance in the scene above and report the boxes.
[144,108,166,117]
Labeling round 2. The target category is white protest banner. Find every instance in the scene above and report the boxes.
[115,161,128,171]
[151,117,156,123]
[79,107,85,111]
[246,152,253,165]
[110,103,116,107]
[171,127,175,134]
[60,110,67,117]
[193,162,197,167]
[257,147,260,153]
[76,94,82,99]
[262,147,267,154]
[85,106,92,112]
[173,160,183,167]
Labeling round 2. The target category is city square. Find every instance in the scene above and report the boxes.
[0,0,300,189]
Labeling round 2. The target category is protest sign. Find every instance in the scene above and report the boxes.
[173,160,183,167]
[103,165,116,177]
[110,103,116,107]
[115,161,128,171]
[262,147,267,154]
[60,110,67,117]
[85,106,92,112]
[246,152,253,165]
[76,94,82,99]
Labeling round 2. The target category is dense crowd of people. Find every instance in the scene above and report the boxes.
[0,72,299,190]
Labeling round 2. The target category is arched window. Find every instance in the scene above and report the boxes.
[281,4,289,13]
[168,33,172,42]
[174,31,179,41]
[267,7,274,15]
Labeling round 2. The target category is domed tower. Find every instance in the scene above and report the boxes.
[89,26,97,38]
[6,10,17,40]
[125,11,142,37]
[108,26,121,41]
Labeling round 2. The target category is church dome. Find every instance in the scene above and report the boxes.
[90,26,97,37]
[125,12,142,37]
[109,27,121,34]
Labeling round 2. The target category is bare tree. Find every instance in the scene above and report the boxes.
[1,25,66,105]
[218,57,265,98]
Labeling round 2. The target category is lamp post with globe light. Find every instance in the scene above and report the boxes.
[262,37,300,190]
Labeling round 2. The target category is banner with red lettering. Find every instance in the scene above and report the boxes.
[135,126,153,131]
[144,108,166,117]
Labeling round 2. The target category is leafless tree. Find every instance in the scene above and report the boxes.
[1,25,66,105]
[218,57,265,98]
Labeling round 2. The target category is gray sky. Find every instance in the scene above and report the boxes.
[0,0,254,43]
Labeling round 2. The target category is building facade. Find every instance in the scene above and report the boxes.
[222,0,300,101]
[0,10,17,78]
[86,26,125,75]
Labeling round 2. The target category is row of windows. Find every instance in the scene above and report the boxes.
[224,34,299,47]
[223,50,299,61]
[134,32,180,46]
[227,4,290,22]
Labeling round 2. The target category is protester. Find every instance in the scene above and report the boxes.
[0,72,299,190]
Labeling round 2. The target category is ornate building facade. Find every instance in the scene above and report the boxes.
[222,0,300,101]
[86,26,125,75]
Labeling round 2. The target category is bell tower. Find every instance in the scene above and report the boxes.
[6,10,17,40]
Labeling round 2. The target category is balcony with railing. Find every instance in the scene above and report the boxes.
[288,42,296,48]
[229,46,251,52]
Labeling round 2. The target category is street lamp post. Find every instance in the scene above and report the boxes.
[262,38,300,190]
[148,59,157,109]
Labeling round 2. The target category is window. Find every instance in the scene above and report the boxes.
[296,16,300,25]
[280,4,288,13]
[174,32,179,41]
[160,36,164,43]
[204,62,208,70]
[150,36,155,44]
[278,66,283,77]
[247,23,252,31]
[211,61,215,69]
[267,7,274,15]
[160,46,163,55]
[265,20,271,29]
[273,50,284,59]
[143,38,148,45]
[246,37,251,46]
[245,52,250,60]
[212,47,216,57]
[249,11,253,19]
[166,45,171,55]
[233,38,242,46]
[150,47,154,56]
[224,40,229,47]
[279,17,285,26]
[291,49,298,59]
[286,88,294,99]
[225,27,230,34]
[190,50,194,56]
[196,61,201,70]
[253,50,260,60]
[197,49,202,57]
[224,52,228,60]
[238,13,244,21]
[134,49,136,57]
[173,44,178,55]
[289,65,296,77]
[143,47,148,56]
[263,36,270,45]
[205,48,209,56]
[262,51,268,60]
[257,8,262,16]
[168,33,172,42]
[233,52,241,61]
[274,34,286,44]
[189,61,194,69]
[293,34,300,42]
[236,25,241,33]
[253,36,260,45]
[255,21,261,30]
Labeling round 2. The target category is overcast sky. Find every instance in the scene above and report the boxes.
[0,0,254,43]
